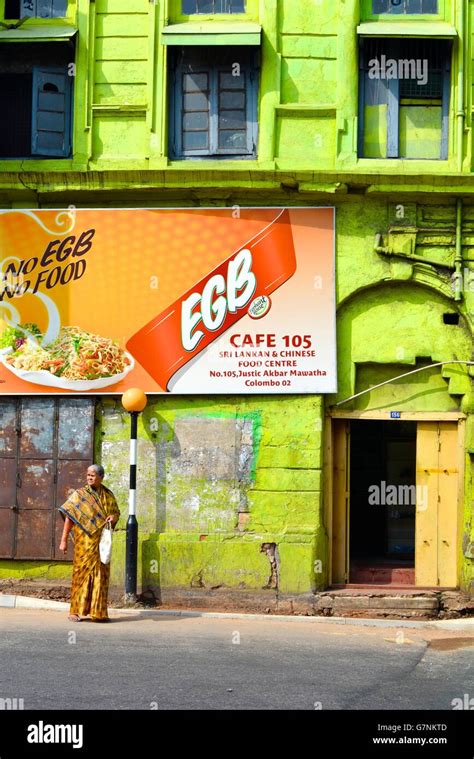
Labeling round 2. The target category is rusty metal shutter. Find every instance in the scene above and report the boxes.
[0,399,17,558]
[53,399,96,561]
[0,397,95,561]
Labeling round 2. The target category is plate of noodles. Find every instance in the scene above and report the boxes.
[0,326,135,391]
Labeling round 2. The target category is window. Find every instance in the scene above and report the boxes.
[170,47,258,159]
[358,38,451,159]
[5,0,68,18]
[372,0,438,12]
[182,0,245,13]
[0,43,73,158]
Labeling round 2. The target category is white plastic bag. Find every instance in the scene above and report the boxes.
[99,522,113,565]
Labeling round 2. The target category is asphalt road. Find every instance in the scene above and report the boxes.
[0,609,472,710]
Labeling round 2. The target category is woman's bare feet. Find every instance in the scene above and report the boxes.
[68,614,81,622]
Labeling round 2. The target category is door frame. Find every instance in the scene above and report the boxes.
[324,410,466,588]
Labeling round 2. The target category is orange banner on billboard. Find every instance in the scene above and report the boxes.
[0,208,336,394]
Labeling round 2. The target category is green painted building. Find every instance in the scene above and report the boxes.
[0,0,473,605]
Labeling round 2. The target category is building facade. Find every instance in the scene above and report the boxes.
[0,0,473,604]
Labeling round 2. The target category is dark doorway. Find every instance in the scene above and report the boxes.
[349,420,416,584]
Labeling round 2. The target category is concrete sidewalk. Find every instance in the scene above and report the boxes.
[1,592,473,631]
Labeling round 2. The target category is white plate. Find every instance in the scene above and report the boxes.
[0,347,135,391]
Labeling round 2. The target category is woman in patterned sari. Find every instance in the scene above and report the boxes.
[59,465,120,623]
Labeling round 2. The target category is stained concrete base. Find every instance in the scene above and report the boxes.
[115,585,474,620]
[1,578,473,621]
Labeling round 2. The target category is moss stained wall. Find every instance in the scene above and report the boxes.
[0,1,472,595]
[101,394,326,595]
[97,196,471,596]
[1,0,473,174]
[0,194,472,594]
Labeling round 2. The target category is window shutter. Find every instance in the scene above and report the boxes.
[182,0,246,12]
[440,50,451,160]
[178,63,212,157]
[20,0,36,16]
[216,66,251,155]
[35,0,53,15]
[171,49,258,159]
[31,66,72,158]
[20,0,67,16]
[386,78,400,159]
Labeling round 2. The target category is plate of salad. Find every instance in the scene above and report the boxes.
[0,324,135,391]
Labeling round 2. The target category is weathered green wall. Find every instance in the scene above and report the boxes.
[0,1,472,596]
[98,197,470,597]
[333,198,474,594]
[0,0,472,174]
[0,561,70,581]
[101,394,326,596]
[0,195,472,596]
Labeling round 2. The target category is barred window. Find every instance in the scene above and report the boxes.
[372,0,438,13]
[358,38,451,160]
[5,0,68,18]
[182,0,245,13]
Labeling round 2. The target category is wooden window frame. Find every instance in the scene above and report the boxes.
[170,0,258,23]
[7,0,68,19]
[31,64,73,158]
[361,0,448,22]
[357,37,451,160]
[1,0,74,21]
[181,0,245,15]
[0,58,73,159]
[170,49,258,160]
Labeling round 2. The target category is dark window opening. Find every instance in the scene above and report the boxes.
[443,312,460,325]
[5,0,68,19]
[358,37,451,160]
[373,0,438,13]
[182,0,245,13]
[0,74,32,157]
[0,42,73,159]
[169,46,259,159]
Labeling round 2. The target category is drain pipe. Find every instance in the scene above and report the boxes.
[457,0,465,172]
[454,198,463,302]
[374,232,457,270]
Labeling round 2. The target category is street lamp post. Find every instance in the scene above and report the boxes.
[121,388,148,605]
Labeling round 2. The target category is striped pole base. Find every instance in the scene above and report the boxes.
[125,411,139,602]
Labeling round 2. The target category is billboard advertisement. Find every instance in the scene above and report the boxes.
[0,207,336,394]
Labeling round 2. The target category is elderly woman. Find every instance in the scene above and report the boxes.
[59,465,120,623]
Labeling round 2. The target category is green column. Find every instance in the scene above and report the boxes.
[258,0,279,167]
[337,0,360,166]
